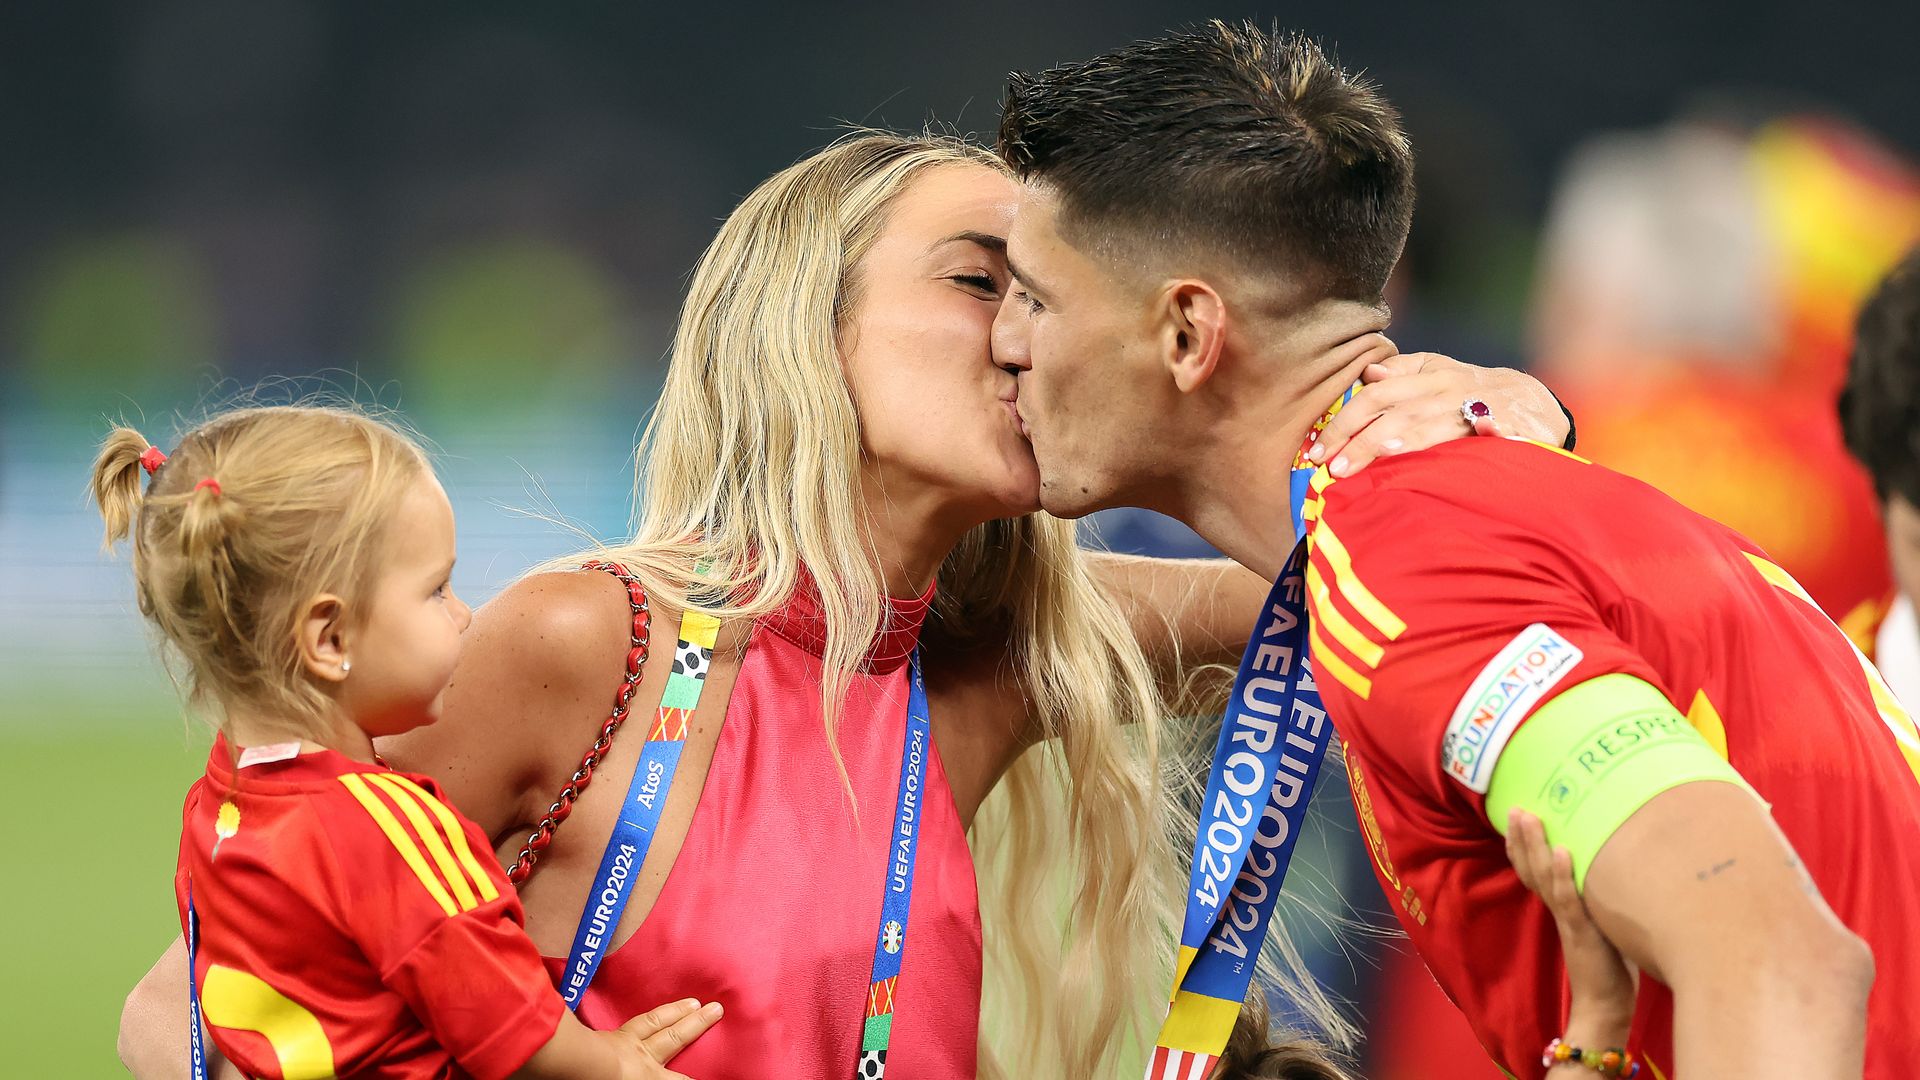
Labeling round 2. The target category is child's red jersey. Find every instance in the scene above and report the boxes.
[1300,437,1920,1079]
[175,738,563,1079]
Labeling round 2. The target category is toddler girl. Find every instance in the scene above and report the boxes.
[93,405,718,1079]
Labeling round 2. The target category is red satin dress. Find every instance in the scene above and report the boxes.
[540,582,983,1079]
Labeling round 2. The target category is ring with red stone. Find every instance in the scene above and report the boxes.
[1460,397,1496,436]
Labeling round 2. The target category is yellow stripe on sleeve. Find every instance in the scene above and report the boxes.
[376,773,500,904]
[338,773,459,917]
[1743,550,1920,785]
[1306,560,1385,668]
[1509,437,1593,464]
[1744,551,1814,604]
[1310,521,1407,641]
[1684,690,1730,761]
[1310,624,1374,700]
[364,774,478,912]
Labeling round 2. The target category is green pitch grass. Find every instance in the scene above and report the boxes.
[3,718,210,1076]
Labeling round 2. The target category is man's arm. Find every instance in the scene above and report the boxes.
[1488,677,1872,1077]
[1583,782,1872,1078]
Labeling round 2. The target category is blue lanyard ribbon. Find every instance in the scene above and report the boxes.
[1172,538,1330,979]
[559,606,716,1008]
[855,650,932,1076]
[187,886,208,1080]
[1151,411,1345,1069]
[558,735,687,1008]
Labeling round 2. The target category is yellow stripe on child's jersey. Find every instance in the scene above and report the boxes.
[1310,522,1407,640]
[201,965,337,1079]
[339,773,459,917]
[377,773,500,903]
[1310,624,1374,700]
[1306,561,1385,668]
[365,773,479,911]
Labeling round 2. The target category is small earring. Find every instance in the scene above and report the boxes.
[340,660,352,675]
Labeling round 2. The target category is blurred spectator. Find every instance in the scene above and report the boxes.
[1530,114,1920,619]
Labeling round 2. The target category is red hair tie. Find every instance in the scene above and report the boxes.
[195,478,223,497]
[139,446,168,475]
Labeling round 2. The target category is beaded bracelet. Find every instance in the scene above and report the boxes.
[1542,1038,1641,1077]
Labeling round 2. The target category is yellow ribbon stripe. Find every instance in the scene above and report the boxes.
[1309,624,1373,700]
[1306,562,1384,668]
[682,609,722,650]
[1157,990,1244,1054]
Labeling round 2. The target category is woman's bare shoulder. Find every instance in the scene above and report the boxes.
[377,569,642,834]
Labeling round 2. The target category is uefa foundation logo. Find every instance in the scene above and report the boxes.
[1442,624,1584,793]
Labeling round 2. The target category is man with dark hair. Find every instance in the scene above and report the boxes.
[1841,248,1920,706]
[994,22,1916,1079]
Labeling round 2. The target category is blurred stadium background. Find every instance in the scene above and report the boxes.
[4,2,1916,1075]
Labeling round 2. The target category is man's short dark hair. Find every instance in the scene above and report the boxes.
[999,21,1415,303]
[1841,247,1920,507]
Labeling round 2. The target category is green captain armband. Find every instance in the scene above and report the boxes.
[1485,673,1754,889]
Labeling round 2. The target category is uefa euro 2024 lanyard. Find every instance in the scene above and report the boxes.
[561,605,934,1079]
[1145,385,1354,1080]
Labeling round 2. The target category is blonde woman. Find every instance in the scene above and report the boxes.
[120,131,1570,1079]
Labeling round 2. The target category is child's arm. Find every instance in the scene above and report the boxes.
[513,1000,723,1080]
[119,934,720,1080]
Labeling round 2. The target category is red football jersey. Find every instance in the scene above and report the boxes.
[1300,437,1920,1079]
[175,738,563,1079]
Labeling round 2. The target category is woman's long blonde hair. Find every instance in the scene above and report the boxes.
[545,131,1345,1076]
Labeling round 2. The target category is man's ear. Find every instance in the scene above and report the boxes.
[297,593,351,684]
[1161,280,1227,394]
